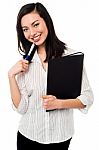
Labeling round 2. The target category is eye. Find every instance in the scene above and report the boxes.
[34,23,39,27]
[22,28,28,32]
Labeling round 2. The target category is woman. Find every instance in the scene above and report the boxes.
[8,2,94,150]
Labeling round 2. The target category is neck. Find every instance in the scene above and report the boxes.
[38,46,46,62]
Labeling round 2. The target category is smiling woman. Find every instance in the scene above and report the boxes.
[21,12,48,45]
[8,2,94,150]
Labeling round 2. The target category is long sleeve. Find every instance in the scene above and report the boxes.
[77,66,94,113]
[12,73,29,114]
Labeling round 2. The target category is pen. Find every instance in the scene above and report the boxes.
[25,43,34,62]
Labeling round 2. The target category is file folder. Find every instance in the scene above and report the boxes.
[47,52,84,101]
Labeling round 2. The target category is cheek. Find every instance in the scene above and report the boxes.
[40,23,48,36]
[24,32,29,40]
[41,26,48,38]
[44,29,48,39]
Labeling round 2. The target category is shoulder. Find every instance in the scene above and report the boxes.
[63,47,78,56]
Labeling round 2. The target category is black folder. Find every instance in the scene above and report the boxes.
[46,52,84,111]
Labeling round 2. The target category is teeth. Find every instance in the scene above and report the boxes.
[34,35,40,38]
[30,34,41,42]
[34,36,39,40]
[33,35,40,41]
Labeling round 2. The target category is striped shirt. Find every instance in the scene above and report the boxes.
[13,48,94,144]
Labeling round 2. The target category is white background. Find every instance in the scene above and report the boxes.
[0,0,99,149]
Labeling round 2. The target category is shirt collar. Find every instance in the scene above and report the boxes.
[31,50,41,64]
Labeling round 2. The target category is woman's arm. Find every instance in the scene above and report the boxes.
[42,67,94,112]
[42,95,85,110]
[8,75,21,108]
[57,98,86,109]
[8,59,29,108]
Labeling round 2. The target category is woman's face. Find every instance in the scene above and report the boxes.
[21,11,48,47]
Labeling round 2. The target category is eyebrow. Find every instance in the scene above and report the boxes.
[22,20,39,28]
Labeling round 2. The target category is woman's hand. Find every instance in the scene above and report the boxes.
[8,59,29,78]
[42,95,61,110]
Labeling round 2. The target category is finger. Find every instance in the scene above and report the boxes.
[22,62,29,69]
[21,68,26,72]
[22,62,29,67]
[21,65,28,72]
[42,95,53,99]
[44,99,49,102]
[43,101,49,108]
[23,65,29,69]
[22,59,29,64]
[42,95,48,99]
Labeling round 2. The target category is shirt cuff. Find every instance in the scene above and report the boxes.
[12,96,29,114]
[77,94,93,114]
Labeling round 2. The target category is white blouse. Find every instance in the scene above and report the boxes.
[13,48,94,144]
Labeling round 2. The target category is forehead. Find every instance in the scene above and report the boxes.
[21,11,43,26]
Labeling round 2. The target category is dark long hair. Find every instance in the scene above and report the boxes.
[16,2,67,61]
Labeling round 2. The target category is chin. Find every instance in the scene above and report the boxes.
[35,41,45,47]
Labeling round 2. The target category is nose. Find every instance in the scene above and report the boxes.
[30,28,34,36]
[29,28,37,37]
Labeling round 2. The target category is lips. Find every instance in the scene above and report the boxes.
[33,34,41,42]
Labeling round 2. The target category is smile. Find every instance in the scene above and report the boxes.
[33,34,41,42]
